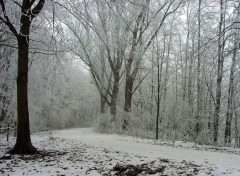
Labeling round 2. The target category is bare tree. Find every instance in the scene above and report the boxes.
[213,0,226,143]
[123,0,185,113]
[0,0,45,154]
[225,3,240,144]
[195,0,202,137]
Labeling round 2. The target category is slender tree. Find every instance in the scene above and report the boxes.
[213,0,226,143]
[195,0,202,137]
[225,3,240,144]
[224,35,237,144]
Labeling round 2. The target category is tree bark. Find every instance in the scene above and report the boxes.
[10,17,37,155]
[213,0,225,143]
[156,52,160,140]
[3,0,46,154]
[188,37,194,114]
[150,50,155,114]
[234,101,239,147]
[124,76,133,112]
[110,73,120,118]
[195,0,202,137]
[100,94,106,113]
[163,31,172,118]
[224,35,237,144]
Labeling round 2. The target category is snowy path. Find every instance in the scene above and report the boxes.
[1,128,240,175]
[52,128,240,174]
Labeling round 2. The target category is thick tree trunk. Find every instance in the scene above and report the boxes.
[2,0,45,154]
[100,95,106,113]
[124,76,133,112]
[9,14,37,155]
[213,79,222,143]
[110,74,120,119]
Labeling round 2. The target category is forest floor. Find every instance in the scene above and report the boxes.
[1,128,240,176]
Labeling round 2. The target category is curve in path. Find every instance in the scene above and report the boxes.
[52,128,240,172]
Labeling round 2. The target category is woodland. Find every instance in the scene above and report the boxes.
[0,0,240,155]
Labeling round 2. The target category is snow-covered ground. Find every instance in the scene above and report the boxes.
[1,128,240,175]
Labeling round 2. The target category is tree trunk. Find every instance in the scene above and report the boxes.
[163,32,172,118]
[195,0,202,137]
[124,76,133,112]
[2,0,45,154]
[224,35,237,144]
[110,73,120,119]
[208,79,213,130]
[150,48,155,114]
[234,101,239,147]
[183,3,190,102]
[100,94,106,113]
[188,37,194,114]
[9,12,37,155]
[156,54,160,140]
[213,0,225,143]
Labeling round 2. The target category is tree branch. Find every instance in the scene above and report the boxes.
[11,0,22,8]
[0,0,18,37]
[132,70,151,94]
[31,0,45,19]
[29,0,36,8]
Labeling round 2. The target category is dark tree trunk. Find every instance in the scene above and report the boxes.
[100,94,106,113]
[124,76,133,112]
[156,57,160,140]
[150,53,155,114]
[9,15,38,154]
[110,74,120,119]
[1,0,45,154]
